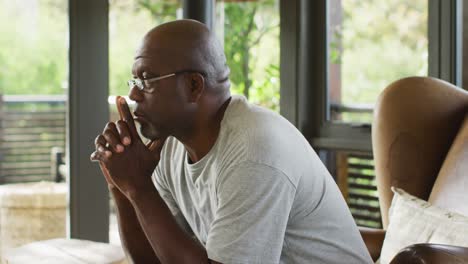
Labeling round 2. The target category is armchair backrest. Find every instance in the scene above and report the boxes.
[372,76,468,228]
[428,114,468,216]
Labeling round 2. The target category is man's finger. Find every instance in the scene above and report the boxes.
[94,134,107,149]
[94,135,113,157]
[116,96,139,139]
[90,151,109,163]
[102,122,125,153]
[103,129,124,153]
[116,120,132,146]
[90,151,100,162]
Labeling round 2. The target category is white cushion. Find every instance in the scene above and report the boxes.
[379,187,468,264]
[2,238,127,264]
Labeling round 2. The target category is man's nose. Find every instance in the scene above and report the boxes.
[128,85,142,102]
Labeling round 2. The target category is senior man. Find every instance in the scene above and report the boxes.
[91,19,372,264]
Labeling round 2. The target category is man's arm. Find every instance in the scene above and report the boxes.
[91,97,219,263]
[128,185,214,264]
[109,185,161,264]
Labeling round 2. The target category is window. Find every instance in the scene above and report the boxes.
[0,0,69,251]
[109,0,182,97]
[328,0,428,124]
[215,0,280,111]
[326,0,429,228]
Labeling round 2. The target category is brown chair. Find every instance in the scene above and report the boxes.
[360,76,468,263]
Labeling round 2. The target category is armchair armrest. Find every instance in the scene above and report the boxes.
[359,227,386,262]
[390,243,468,264]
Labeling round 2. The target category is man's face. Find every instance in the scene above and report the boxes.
[129,53,193,140]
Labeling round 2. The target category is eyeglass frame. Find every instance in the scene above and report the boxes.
[127,70,205,93]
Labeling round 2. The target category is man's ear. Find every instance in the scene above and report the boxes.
[185,72,204,102]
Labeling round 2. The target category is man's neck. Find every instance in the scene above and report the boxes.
[180,96,231,164]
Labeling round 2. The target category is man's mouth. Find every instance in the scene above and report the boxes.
[133,111,147,123]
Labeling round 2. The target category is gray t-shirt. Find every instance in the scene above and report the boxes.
[154,95,372,264]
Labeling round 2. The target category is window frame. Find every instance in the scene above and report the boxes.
[279,0,463,153]
[69,0,110,241]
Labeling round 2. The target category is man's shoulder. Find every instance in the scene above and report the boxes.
[225,95,282,121]
[226,97,306,151]
[220,97,338,192]
[224,96,296,140]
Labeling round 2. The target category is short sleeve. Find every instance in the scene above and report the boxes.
[152,168,194,236]
[206,161,296,264]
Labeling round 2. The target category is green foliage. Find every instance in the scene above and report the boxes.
[0,52,5,92]
[249,63,280,112]
[0,0,428,117]
[329,29,343,65]
[340,0,427,105]
[0,0,68,95]
[223,3,256,91]
[108,0,179,96]
[222,0,280,110]
[135,0,180,22]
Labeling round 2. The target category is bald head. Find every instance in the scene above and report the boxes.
[135,19,230,93]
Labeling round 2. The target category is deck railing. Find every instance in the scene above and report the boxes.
[0,95,66,183]
[337,152,382,228]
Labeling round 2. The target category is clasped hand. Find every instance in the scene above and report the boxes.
[90,96,165,198]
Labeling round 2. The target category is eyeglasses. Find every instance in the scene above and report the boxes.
[127,70,204,93]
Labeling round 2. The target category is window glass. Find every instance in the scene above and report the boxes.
[216,0,280,111]
[328,0,428,123]
[109,0,182,96]
[0,0,69,253]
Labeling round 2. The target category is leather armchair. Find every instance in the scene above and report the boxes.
[359,76,468,263]
[390,244,468,264]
